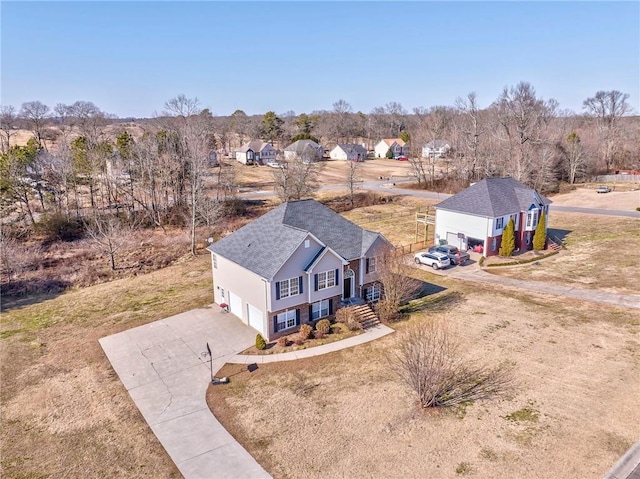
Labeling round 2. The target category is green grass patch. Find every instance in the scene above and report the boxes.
[504,407,540,423]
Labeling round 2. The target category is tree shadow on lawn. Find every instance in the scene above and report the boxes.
[398,282,463,317]
[1,279,69,313]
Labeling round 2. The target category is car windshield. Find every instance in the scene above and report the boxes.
[449,247,459,253]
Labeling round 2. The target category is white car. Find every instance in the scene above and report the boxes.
[414,251,450,270]
[266,160,282,168]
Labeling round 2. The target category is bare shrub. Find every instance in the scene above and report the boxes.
[298,324,313,341]
[294,337,305,346]
[390,319,515,408]
[376,253,422,322]
[313,330,325,340]
[277,336,288,348]
[315,319,331,334]
[335,307,363,331]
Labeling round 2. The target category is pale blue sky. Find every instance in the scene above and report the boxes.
[2,1,638,117]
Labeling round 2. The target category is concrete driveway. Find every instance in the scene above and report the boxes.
[99,306,271,479]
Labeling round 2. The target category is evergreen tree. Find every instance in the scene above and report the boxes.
[385,147,394,159]
[255,334,267,350]
[499,218,516,257]
[533,211,547,251]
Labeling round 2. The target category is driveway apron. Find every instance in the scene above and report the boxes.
[99,306,271,479]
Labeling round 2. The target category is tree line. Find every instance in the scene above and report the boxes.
[0,85,636,256]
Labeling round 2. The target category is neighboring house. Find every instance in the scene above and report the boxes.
[433,177,551,257]
[329,144,368,161]
[283,139,324,163]
[208,150,218,167]
[235,140,277,165]
[422,140,451,158]
[374,138,408,158]
[207,199,392,340]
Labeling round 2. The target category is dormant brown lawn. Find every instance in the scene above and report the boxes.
[209,283,639,479]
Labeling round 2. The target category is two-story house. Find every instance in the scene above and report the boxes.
[283,139,324,163]
[422,140,451,158]
[235,140,277,165]
[433,177,551,256]
[207,199,392,340]
[374,138,408,158]
[329,144,368,161]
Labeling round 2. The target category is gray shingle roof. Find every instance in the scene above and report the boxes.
[208,199,386,279]
[284,139,321,153]
[337,144,367,156]
[435,177,551,217]
[238,140,269,153]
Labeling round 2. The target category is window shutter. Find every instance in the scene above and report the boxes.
[308,304,313,321]
[365,258,370,274]
[275,282,280,300]
[335,269,339,284]
[329,299,333,315]
[363,287,368,300]
[273,315,278,333]
[295,309,301,326]
[314,274,318,291]
[299,276,303,294]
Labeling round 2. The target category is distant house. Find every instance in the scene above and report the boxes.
[422,140,451,158]
[208,150,219,167]
[235,140,277,165]
[374,139,408,158]
[329,144,368,161]
[207,199,392,340]
[434,177,551,257]
[283,139,324,163]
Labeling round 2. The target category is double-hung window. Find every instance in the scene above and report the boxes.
[276,310,296,331]
[317,270,336,290]
[495,217,504,230]
[311,300,330,320]
[278,277,299,299]
[368,257,378,273]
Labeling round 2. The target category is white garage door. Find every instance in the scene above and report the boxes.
[228,292,243,319]
[446,232,459,246]
[247,304,264,335]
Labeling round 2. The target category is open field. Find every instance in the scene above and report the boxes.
[550,187,640,211]
[0,254,215,478]
[489,213,640,295]
[209,281,640,479]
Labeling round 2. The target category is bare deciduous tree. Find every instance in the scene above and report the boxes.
[20,101,51,149]
[391,319,515,408]
[374,252,422,322]
[272,155,321,202]
[85,215,135,270]
[345,159,362,209]
[583,90,631,171]
[0,105,19,153]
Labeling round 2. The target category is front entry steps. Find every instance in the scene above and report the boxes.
[350,303,381,329]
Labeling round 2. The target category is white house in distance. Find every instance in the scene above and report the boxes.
[235,140,277,165]
[207,199,392,340]
[283,139,324,162]
[329,144,368,161]
[422,140,451,158]
[433,177,551,257]
[374,138,408,158]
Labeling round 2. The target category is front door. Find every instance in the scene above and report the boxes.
[343,277,351,299]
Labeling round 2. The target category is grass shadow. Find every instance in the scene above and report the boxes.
[547,228,572,243]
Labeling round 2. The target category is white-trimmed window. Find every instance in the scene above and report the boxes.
[277,310,296,331]
[318,270,336,290]
[366,284,381,302]
[311,300,330,320]
[495,217,504,230]
[368,256,378,273]
[526,209,538,229]
[491,238,497,251]
[278,277,299,299]
[212,254,217,269]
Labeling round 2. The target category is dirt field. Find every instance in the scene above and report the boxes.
[209,282,640,479]
[550,187,640,211]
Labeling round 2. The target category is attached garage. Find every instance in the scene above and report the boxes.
[446,232,467,251]
[247,303,265,336]
[228,291,243,319]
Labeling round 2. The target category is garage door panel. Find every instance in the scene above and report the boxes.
[228,292,242,319]
[247,304,264,336]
